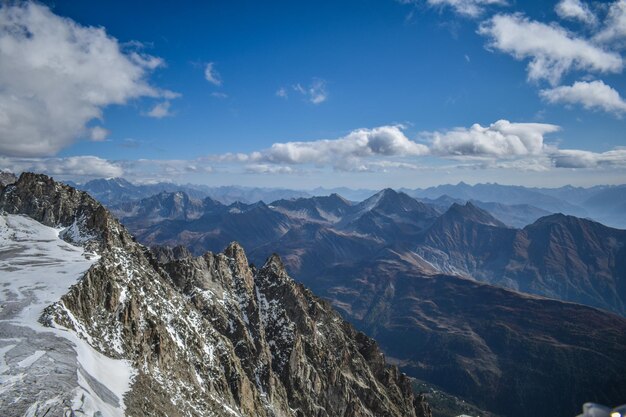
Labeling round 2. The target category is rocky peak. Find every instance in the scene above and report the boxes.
[359,188,438,220]
[151,244,193,263]
[442,201,506,227]
[0,172,134,251]
[260,253,288,278]
[327,192,351,206]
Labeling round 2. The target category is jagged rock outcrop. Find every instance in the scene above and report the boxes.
[0,173,430,417]
[0,170,17,186]
[151,244,193,263]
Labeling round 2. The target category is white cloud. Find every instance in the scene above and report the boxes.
[276,87,288,99]
[211,92,228,99]
[594,0,626,45]
[204,62,222,86]
[398,0,506,17]
[552,148,626,168]
[0,156,123,178]
[257,125,428,165]
[146,101,173,118]
[478,14,623,85]
[293,79,328,104]
[89,126,110,142]
[0,3,176,158]
[429,119,560,157]
[540,80,626,115]
[555,0,598,26]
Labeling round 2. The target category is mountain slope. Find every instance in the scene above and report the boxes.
[0,173,430,417]
[311,258,626,417]
[502,214,626,313]
[270,193,352,223]
[415,202,516,278]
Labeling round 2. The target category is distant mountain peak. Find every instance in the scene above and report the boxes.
[361,188,414,209]
[326,192,352,205]
[527,212,613,232]
[443,201,506,227]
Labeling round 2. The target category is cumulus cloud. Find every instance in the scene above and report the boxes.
[429,119,560,157]
[204,62,222,86]
[540,80,626,115]
[258,125,428,165]
[552,148,626,168]
[146,101,173,118]
[398,0,506,17]
[555,0,598,26]
[293,79,328,104]
[478,14,623,85]
[594,0,626,45]
[0,3,176,158]
[0,156,123,178]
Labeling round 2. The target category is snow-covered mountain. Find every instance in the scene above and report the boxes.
[0,173,431,417]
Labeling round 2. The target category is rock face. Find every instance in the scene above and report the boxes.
[0,173,430,417]
[0,170,17,186]
[417,206,626,315]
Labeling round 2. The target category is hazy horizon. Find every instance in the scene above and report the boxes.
[33,173,622,192]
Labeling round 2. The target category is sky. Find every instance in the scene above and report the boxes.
[0,0,625,189]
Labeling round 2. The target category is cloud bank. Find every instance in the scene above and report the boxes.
[4,120,624,182]
[216,125,428,169]
[0,156,123,178]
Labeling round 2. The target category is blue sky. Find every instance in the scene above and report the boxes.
[0,0,625,188]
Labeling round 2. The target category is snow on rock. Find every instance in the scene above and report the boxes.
[0,213,133,417]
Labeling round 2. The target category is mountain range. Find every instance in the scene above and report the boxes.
[0,173,431,417]
[103,185,626,417]
[75,177,626,229]
[10,174,625,416]
[70,177,311,205]
[110,188,626,316]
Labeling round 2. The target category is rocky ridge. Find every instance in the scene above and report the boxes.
[0,173,430,417]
